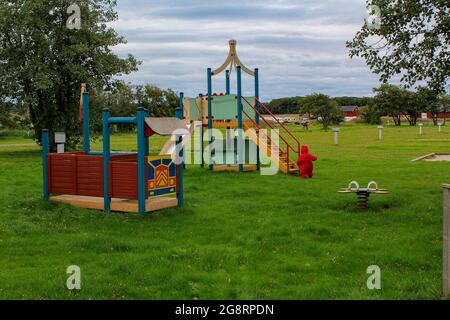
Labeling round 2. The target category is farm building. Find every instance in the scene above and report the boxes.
[424,107,450,120]
[340,105,359,117]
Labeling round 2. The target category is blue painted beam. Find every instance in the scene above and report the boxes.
[136,107,147,216]
[254,68,261,171]
[237,66,244,173]
[42,129,50,201]
[82,92,90,153]
[226,70,230,95]
[207,68,213,170]
[108,117,136,125]
[176,92,184,120]
[102,109,111,214]
[176,135,184,208]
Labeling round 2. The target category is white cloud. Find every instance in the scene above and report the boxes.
[110,0,382,100]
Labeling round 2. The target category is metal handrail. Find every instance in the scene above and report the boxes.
[242,109,285,155]
[242,98,294,152]
[242,97,299,170]
[254,97,301,154]
[242,108,294,170]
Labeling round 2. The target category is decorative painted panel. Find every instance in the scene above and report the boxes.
[148,155,177,198]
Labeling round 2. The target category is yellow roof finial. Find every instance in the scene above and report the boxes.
[212,40,255,77]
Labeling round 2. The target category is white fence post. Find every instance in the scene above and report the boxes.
[444,184,450,299]
[333,127,339,145]
[377,125,383,141]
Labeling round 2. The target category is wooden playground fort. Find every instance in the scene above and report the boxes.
[182,40,302,174]
[41,39,302,215]
[41,92,187,216]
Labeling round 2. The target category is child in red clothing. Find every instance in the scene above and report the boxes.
[296,145,317,179]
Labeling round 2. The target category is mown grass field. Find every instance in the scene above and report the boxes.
[0,123,449,299]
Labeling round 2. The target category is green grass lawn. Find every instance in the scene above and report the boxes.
[0,123,449,299]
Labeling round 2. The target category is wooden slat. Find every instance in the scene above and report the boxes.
[78,178,101,184]
[77,190,102,197]
[50,195,177,213]
[77,184,101,191]
[51,165,73,173]
[52,177,73,184]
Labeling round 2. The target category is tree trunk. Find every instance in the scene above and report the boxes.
[432,113,438,125]
[392,114,401,126]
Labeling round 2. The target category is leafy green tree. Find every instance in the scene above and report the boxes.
[403,91,423,126]
[0,0,139,146]
[267,97,302,114]
[372,84,407,126]
[359,104,384,125]
[136,85,179,117]
[437,93,449,125]
[89,82,180,134]
[334,96,374,108]
[302,94,343,130]
[417,86,440,125]
[347,0,449,92]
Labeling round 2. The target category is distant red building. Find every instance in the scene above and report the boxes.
[340,106,359,117]
[425,111,450,119]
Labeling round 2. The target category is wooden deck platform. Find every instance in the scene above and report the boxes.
[213,165,258,172]
[50,195,178,213]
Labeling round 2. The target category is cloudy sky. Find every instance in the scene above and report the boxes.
[111,0,382,100]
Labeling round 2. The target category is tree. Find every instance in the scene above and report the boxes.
[89,82,180,134]
[417,86,440,125]
[372,84,406,126]
[0,1,139,146]
[359,104,384,125]
[334,96,374,108]
[347,0,449,92]
[438,93,449,125]
[136,85,179,117]
[267,97,302,114]
[403,91,423,126]
[302,94,343,130]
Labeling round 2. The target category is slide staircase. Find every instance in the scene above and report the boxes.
[242,97,301,175]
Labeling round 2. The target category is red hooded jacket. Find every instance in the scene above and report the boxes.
[296,145,317,178]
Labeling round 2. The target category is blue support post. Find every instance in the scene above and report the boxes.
[145,109,149,156]
[42,130,50,201]
[102,109,111,214]
[82,92,90,153]
[254,68,261,171]
[226,70,230,95]
[237,66,244,172]
[108,117,136,125]
[176,135,184,208]
[200,122,204,168]
[176,92,184,120]
[137,107,147,216]
[207,68,213,170]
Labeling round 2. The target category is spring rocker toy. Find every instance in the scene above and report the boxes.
[338,181,389,209]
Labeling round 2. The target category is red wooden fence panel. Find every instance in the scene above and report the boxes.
[47,153,139,199]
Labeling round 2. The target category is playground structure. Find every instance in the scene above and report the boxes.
[41,92,187,215]
[412,153,450,162]
[182,40,301,174]
[339,181,389,209]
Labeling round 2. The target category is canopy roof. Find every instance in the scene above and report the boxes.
[145,117,187,136]
[212,40,255,77]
